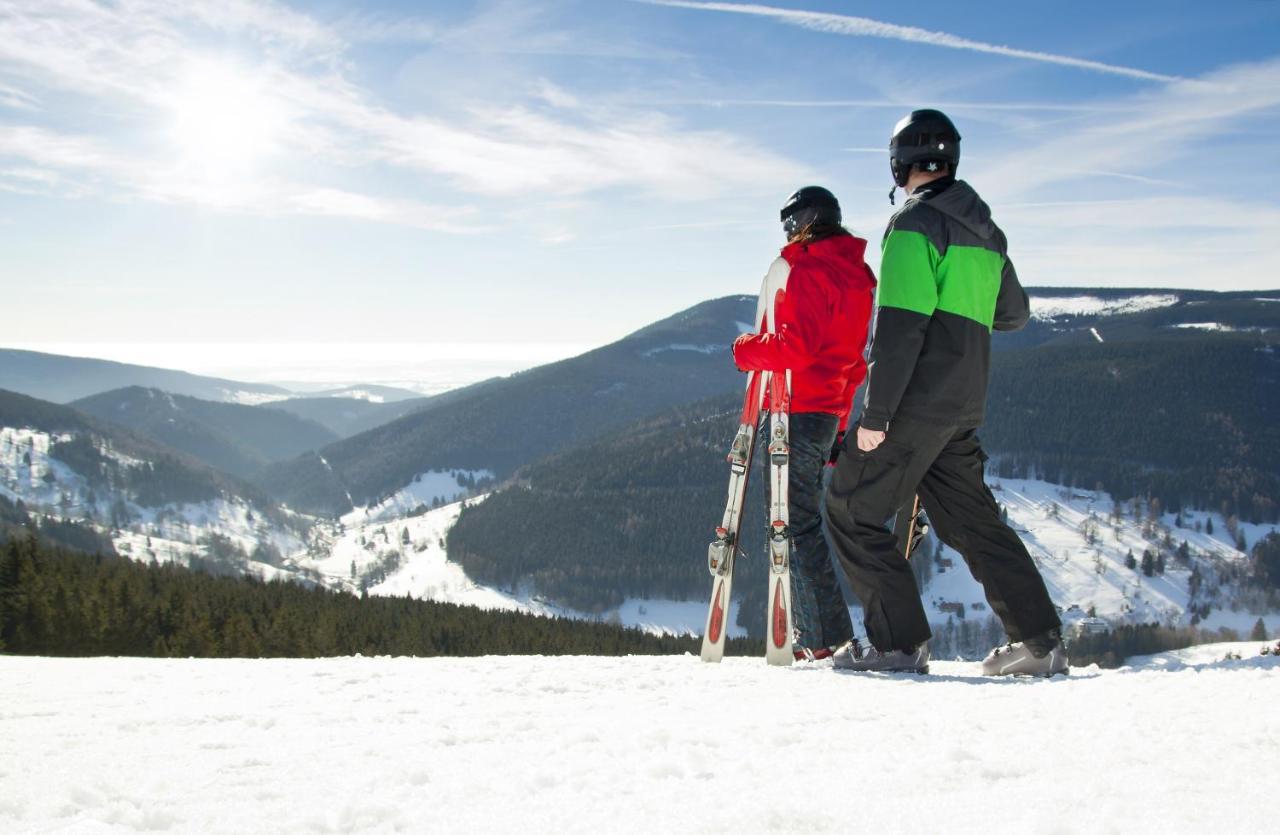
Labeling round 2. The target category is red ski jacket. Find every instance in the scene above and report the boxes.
[732,233,876,430]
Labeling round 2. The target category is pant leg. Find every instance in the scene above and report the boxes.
[786,413,853,651]
[823,417,951,652]
[916,429,1062,642]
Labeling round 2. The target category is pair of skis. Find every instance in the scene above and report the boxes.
[700,361,794,665]
[699,371,927,663]
[701,273,795,664]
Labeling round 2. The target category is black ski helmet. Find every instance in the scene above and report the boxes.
[889,109,961,188]
[780,185,841,239]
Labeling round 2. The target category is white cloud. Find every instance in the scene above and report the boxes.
[0,80,36,110]
[974,58,1280,200]
[0,1,801,231]
[641,0,1186,83]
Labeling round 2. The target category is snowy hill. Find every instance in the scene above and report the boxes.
[70,386,338,478]
[286,478,1276,644]
[0,390,310,578]
[4,643,1278,833]
[919,478,1280,644]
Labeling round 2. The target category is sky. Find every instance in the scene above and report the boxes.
[1,0,1279,383]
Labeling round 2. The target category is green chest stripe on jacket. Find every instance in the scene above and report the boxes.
[879,230,1003,330]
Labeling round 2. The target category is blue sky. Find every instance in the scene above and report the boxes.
[2,0,1279,364]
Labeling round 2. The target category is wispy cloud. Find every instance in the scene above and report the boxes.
[953,58,1280,289]
[0,1,800,233]
[663,98,1119,112]
[641,0,1186,83]
[0,81,37,110]
[974,58,1280,200]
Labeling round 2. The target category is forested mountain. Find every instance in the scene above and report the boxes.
[448,396,748,613]
[0,536,765,658]
[983,334,1280,521]
[257,296,760,516]
[0,348,290,404]
[257,290,1277,517]
[71,387,338,478]
[0,389,282,509]
[0,389,308,576]
[448,327,1279,630]
[992,288,1275,350]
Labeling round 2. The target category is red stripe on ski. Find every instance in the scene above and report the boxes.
[740,370,763,424]
[708,581,725,644]
[771,578,787,649]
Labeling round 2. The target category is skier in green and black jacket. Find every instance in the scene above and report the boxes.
[825,109,1067,677]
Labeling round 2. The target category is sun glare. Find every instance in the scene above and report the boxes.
[167,58,285,171]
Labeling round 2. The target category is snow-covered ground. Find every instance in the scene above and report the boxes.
[0,427,306,572]
[338,469,493,528]
[299,500,748,638]
[1028,293,1179,321]
[2,643,1277,834]
[919,478,1279,634]
[6,418,1275,640]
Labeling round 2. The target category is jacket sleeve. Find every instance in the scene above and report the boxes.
[732,262,826,372]
[993,255,1030,332]
[860,226,937,432]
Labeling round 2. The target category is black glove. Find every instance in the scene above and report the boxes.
[827,430,846,467]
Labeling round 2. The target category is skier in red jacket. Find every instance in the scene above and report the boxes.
[732,186,877,660]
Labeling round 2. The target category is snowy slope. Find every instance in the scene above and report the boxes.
[0,427,306,572]
[347,478,1274,642]
[6,415,1271,641]
[298,499,747,638]
[1028,293,1179,321]
[918,478,1279,635]
[3,645,1277,834]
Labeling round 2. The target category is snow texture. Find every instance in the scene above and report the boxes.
[339,470,493,528]
[1173,322,1271,333]
[6,422,1275,639]
[918,478,1279,635]
[2,644,1277,834]
[0,428,305,571]
[1028,293,1179,321]
[640,343,726,358]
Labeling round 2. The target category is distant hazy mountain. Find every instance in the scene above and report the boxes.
[266,395,431,438]
[285,384,426,403]
[71,387,338,479]
[0,348,291,404]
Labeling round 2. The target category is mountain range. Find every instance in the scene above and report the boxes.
[1,287,1277,638]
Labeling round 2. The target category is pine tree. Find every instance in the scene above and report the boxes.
[1250,618,1268,642]
[1141,550,1155,577]
[1125,550,1137,570]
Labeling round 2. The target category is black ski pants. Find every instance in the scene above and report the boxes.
[824,415,1060,653]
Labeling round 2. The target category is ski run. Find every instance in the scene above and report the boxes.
[3,643,1277,834]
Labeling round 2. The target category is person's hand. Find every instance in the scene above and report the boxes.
[856,425,886,452]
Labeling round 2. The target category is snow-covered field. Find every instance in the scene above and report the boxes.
[2,643,1277,834]
[6,417,1275,641]
[921,478,1279,634]
[1028,293,1179,321]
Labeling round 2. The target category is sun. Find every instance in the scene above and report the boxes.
[166,58,285,171]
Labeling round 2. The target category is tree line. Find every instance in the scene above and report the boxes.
[0,534,761,658]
